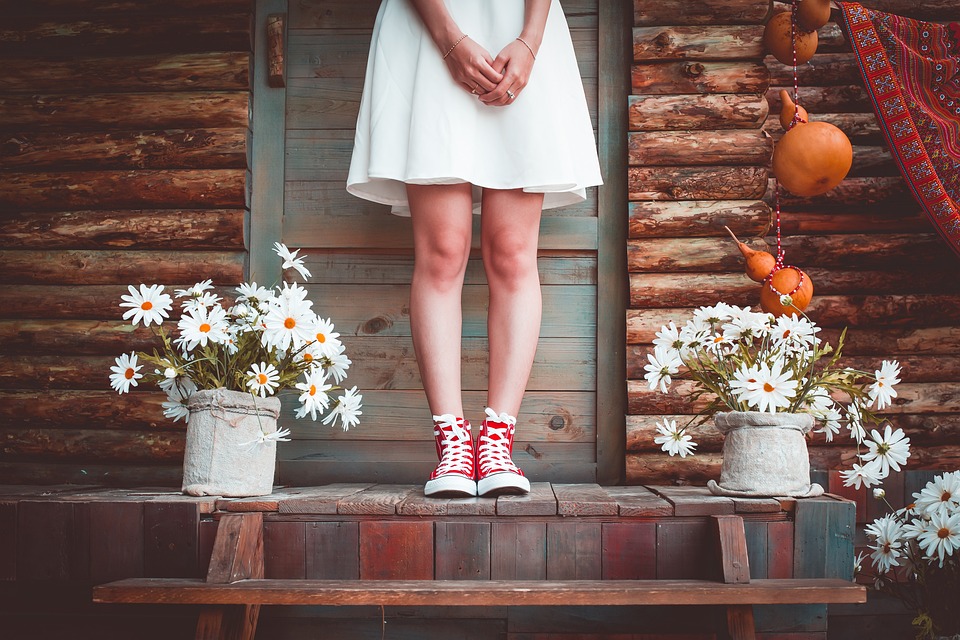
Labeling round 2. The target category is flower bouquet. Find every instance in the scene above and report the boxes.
[861,473,960,639]
[644,302,908,496]
[109,242,362,496]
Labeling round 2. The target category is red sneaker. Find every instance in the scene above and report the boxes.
[424,414,477,497]
[476,407,531,496]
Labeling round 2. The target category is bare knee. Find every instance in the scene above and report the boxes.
[482,234,538,290]
[415,234,471,289]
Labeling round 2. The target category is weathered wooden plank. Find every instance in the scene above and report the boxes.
[794,498,855,580]
[304,521,359,580]
[445,496,497,516]
[0,209,246,250]
[490,522,547,580]
[277,484,373,515]
[17,500,82,581]
[604,485,674,517]
[88,501,144,583]
[0,52,249,93]
[828,472,868,524]
[628,199,770,239]
[496,482,558,516]
[775,0,960,20]
[283,196,599,250]
[770,177,912,209]
[206,512,264,583]
[0,284,198,319]
[633,25,765,61]
[0,169,246,211]
[298,253,597,286]
[435,522,491,580]
[0,0,249,13]
[0,14,251,54]
[0,427,184,461]
[714,515,751,584]
[629,93,769,131]
[143,501,202,578]
[546,522,602,580]
[552,483,618,516]
[766,52,861,87]
[358,520,433,580]
[633,61,769,94]
[651,486,736,517]
[0,320,160,355]
[765,111,881,143]
[0,92,249,131]
[219,489,314,513]
[764,85,871,115]
[263,521,306,579]
[633,0,772,25]
[395,493,454,517]
[601,521,657,579]
[767,521,795,579]
[775,209,925,236]
[626,452,723,485]
[0,250,244,285]
[0,129,247,170]
[0,461,180,486]
[627,236,762,272]
[0,500,15,580]
[629,130,772,166]
[743,520,769,580]
[629,166,768,201]
[337,485,418,516]
[656,519,713,579]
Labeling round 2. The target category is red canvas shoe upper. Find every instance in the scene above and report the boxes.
[476,407,525,480]
[429,414,475,481]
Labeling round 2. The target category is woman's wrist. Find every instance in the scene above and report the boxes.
[518,30,542,56]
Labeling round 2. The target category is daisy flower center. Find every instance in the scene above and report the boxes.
[942,491,952,502]
[882,542,891,553]
[309,385,317,395]
[124,368,135,379]
[257,374,268,385]
[763,382,775,392]
[303,353,314,362]
[284,317,296,329]
[141,301,153,310]
[877,443,890,455]
[782,330,791,338]
[199,323,211,333]
[938,527,951,540]
[317,334,326,343]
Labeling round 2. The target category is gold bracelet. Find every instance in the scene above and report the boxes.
[443,33,468,59]
[516,36,537,60]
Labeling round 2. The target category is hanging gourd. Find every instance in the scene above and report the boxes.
[725,227,776,282]
[759,266,814,317]
[795,0,832,32]
[778,89,808,130]
[764,11,818,65]
[772,120,853,196]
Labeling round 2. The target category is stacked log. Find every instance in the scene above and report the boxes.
[626,0,960,485]
[0,0,251,485]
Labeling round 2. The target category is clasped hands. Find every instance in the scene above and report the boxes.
[443,36,535,106]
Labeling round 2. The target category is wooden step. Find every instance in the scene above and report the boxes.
[94,577,866,606]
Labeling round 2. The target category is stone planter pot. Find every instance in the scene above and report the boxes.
[707,411,824,498]
[182,388,282,497]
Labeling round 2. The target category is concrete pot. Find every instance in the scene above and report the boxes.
[707,411,824,498]
[182,388,281,497]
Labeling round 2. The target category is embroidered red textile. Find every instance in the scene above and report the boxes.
[839,3,960,256]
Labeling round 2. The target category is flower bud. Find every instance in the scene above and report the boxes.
[873,488,885,499]
[164,367,177,379]
[779,294,794,307]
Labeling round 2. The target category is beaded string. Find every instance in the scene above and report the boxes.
[767,0,806,298]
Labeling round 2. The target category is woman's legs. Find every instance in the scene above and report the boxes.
[480,188,544,417]
[406,182,474,417]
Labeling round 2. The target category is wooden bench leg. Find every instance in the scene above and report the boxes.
[725,604,757,640]
[196,513,265,640]
[713,516,757,640]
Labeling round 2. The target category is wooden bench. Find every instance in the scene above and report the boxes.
[94,510,866,640]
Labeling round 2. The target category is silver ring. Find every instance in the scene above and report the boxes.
[507,89,515,100]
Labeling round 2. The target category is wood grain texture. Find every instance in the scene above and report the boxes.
[263,521,306,580]
[338,485,419,516]
[277,484,374,515]
[435,522,491,580]
[490,522,547,580]
[629,130,772,166]
[88,501,144,583]
[629,165,769,200]
[633,0,773,26]
[546,522,602,580]
[601,521,656,579]
[628,199,771,238]
[358,520,433,580]
[629,93,769,131]
[143,500,202,578]
[496,482,558,516]
[552,483,618,516]
[604,485,674,517]
[633,25,765,61]
[633,61,769,94]
[651,486,736,517]
[305,521,359,580]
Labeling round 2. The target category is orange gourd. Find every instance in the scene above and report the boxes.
[772,120,853,196]
[795,0,832,32]
[763,11,818,65]
[725,226,776,283]
[759,267,814,317]
[778,89,808,130]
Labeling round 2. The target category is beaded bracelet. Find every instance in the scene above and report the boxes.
[443,33,468,59]
[516,36,537,60]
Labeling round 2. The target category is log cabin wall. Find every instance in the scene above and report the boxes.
[0,0,253,485]
[626,0,960,488]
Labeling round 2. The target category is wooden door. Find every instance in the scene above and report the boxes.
[250,0,627,485]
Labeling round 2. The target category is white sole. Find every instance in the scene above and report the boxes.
[477,472,530,496]
[424,474,477,497]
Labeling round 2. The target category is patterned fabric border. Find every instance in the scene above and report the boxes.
[839,2,960,257]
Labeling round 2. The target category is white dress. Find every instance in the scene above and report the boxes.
[346,0,603,216]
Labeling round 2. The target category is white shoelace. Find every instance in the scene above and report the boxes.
[478,408,520,474]
[433,413,473,475]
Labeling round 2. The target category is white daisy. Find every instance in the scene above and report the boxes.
[162,397,190,423]
[913,472,960,519]
[323,386,362,431]
[181,291,222,313]
[653,321,684,353]
[274,242,312,280]
[174,279,214,300]
[679,317,711,349]
[729,363,761,399]
[846,401,867,443]
[235,281,275,306]
[770,314,819,352]
[653,418,697,457]
[813,404,843,442]
[864,514,904,573]
[325,342,353,383]
[721,308,770,342]
[704,331,734,354]
[239,427,292,448]
[860,424,910,477]
[158,373,197,401]
[644,345,682,393]
[119,284,172,327]
[737,360,797,413]
[916,511,960,568]
[109,352,143,394]
[693,302,735,327]
[840,460,883,490]
[310,317,342,358]
[176,304,230,352]
[261,292,316,351]
[246,362,280,397]
[869,360,901,410]
[295,369,332,420]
